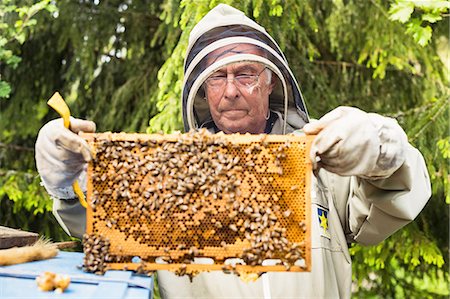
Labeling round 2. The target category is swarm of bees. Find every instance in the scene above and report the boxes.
[82,129,313,279]
[82,233,111,275]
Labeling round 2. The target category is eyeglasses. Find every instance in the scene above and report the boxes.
[205,67,267,91]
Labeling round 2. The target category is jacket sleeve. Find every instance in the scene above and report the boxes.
[52,197,86,239]
[343,144,431,245]
[41,169,87,239]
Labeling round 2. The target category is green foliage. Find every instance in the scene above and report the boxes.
[437,137,450,159]
[0,0,56,99]
[437,136,450,203]
[351,223,449,298]
[0,170,51,214]
[0,0,66,240]
[389,0,450,46]
[0,169,69,240]
[0,80,12,97]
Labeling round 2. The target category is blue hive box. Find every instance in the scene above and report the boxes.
[0,251,153,299]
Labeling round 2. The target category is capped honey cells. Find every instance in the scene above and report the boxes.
[81,130,313,279]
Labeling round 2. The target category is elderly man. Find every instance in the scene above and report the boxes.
[36,4,431,298]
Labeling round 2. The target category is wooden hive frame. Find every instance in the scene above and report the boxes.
[81,130,313,278]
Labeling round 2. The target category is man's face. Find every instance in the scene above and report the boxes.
[204,45,274,134]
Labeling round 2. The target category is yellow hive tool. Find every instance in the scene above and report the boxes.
[47,92,88,208]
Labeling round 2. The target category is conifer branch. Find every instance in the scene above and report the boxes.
[410,99,448,142]
[389,102,436,119]
[0,143,34,152]
[0,169,37,180]
[312,60,365,68]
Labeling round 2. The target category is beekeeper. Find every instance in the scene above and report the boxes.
[35,4,431,298]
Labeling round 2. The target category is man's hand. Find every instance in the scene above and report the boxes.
[303,106,408,179]
[35,117,96,198]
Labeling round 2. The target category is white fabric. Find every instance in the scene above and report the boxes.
[52,195,87,237]
[303,106,408,179]
[35,117,95,199]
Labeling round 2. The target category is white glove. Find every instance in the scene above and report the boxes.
[35,117,96,199]
[303,106,408,179]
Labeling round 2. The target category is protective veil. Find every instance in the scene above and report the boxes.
[182,3,309,134]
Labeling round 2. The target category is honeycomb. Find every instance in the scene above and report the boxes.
[82,130,313,277]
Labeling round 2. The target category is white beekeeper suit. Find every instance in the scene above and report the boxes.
[35,4,431,298]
